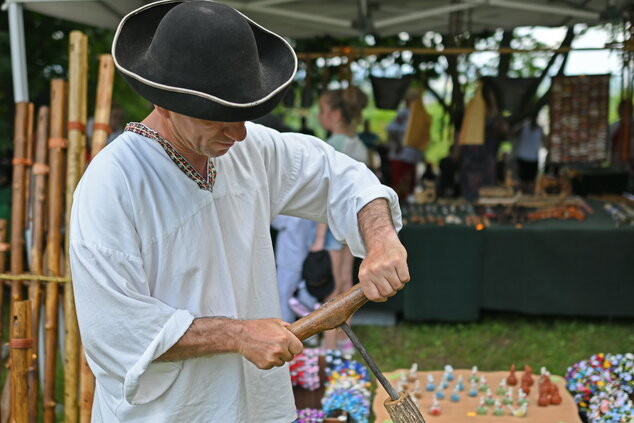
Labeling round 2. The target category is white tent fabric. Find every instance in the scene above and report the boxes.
[2,0,628,102]
[15,0,616,39]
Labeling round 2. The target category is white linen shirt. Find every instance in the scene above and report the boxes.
[69,121,401,422]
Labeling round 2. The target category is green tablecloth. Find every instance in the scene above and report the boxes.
[398,200,634,321]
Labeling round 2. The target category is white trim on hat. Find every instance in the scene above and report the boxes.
[111,0,297,109]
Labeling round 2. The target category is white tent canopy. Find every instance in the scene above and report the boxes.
[3,0,628,102]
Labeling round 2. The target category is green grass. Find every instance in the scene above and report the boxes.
[352,312,634,378]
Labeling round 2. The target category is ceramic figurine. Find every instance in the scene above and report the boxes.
[470,366,479,383]
[477,397,488,415]
[450,385,460,402]
[537,389,550,407]
[479,375,489,392]
[493,399,505,416]
[408,363,418,383]
[508,403,528,417]
[496,378,507,395]
[550,384,562,405]
[507,364,518,386]
[468,380,478,397]
[426,374,435,392]
[503,387,513,405]
[456,375,465,391]
[435,386,445,400]
[429,398,441,416]
[485,388,495,406]
[444,364,455,382]
[517,388,528,406]
[440,374,449,389]
[522,365,534,387]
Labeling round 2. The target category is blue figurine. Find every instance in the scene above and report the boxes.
[456,375,465,392]
[435,387,445,400]
[426,374,435,392]
[468,380,478,397]
[450,385,461,402]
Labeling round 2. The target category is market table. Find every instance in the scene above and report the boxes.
[372,369,582,423]
[395,200,634,321]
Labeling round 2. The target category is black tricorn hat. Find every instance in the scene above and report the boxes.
[112,0,297,122]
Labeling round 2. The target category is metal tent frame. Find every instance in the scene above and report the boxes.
[1,0,623,103]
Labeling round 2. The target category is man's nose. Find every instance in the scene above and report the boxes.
[225,122,247,141]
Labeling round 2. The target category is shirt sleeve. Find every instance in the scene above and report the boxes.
[258,124,402,258]
[69,158,195,405]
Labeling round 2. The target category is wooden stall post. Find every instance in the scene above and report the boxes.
[90,54,115,158]
[10,102,33,303]
[10,300,32,423]
[44,79,67,423]
[0,220,7,346]
[65,30,89,423]
[27,106,50,423]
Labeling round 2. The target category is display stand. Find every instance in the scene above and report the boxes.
[373,369,582,422]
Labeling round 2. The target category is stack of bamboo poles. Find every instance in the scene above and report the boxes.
[0,30,115,423]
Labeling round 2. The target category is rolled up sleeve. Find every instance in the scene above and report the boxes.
[70,240,194,405]
[262,127,401,258]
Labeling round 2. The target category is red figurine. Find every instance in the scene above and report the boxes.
[507,364,518,386]
[522,365,534,387]
[550,384,562,405]
[538,390,550,407]
[521,380,531,395]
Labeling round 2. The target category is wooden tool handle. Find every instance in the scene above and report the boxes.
[288,286,368,341]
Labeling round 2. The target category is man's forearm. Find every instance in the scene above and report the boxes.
[358,198,397,249]
[156,317,240,362]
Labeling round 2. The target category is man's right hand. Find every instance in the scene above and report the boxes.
[236,318,303,370]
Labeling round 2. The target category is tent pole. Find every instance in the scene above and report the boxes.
[8,2,29,103]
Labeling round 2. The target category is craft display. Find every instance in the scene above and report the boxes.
[566,352,634,423]
[549,74,610,163]
[321,351,371,423]
[373,367,580,422]
[290,348,321,391]
[294,408,325,423]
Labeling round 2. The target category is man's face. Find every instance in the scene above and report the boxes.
[162,108,247,158]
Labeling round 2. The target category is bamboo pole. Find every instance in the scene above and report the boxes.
[10,102,32,303]
[44,79,67,423]
[90,55,115,158]
[10,300,32,423]
[64,30,89,423]
[27,106,49,423]
[79,346,93,423]
[23,103,35,233]
[0,220,7,344]
[0,219,7,421]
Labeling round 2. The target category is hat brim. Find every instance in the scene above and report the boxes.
[112,0,297,122]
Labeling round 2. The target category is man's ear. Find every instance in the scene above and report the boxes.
[155,105,171,119]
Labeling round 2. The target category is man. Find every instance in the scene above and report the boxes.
[69,1,409,422]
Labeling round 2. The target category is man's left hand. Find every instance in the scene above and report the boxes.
[357,231,409,302]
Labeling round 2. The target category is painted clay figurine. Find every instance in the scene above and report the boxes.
[479,375,489,392]
[496,378,507,395]
[426,374,435,392]
[429,398,441,416]
[503,387,513,405]
[435,386,445,400]
[508,403,528,417]
[485,388,495,406]
[477,396,488,415]
[493,399,505,416]
[450,384,460,402]
[522,365,534,387]
[468,380,478,397]
[456,374,465,391]
[507,364,518,386]
[517,388,528,406]
[408,363,418,383]
[550,384,562,405]
[444,364,455,382]
[470,366,479,383]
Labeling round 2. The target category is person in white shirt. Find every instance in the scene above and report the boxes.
[69,2,409,422]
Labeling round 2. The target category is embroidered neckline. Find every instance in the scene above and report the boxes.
[125,122,216,192]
